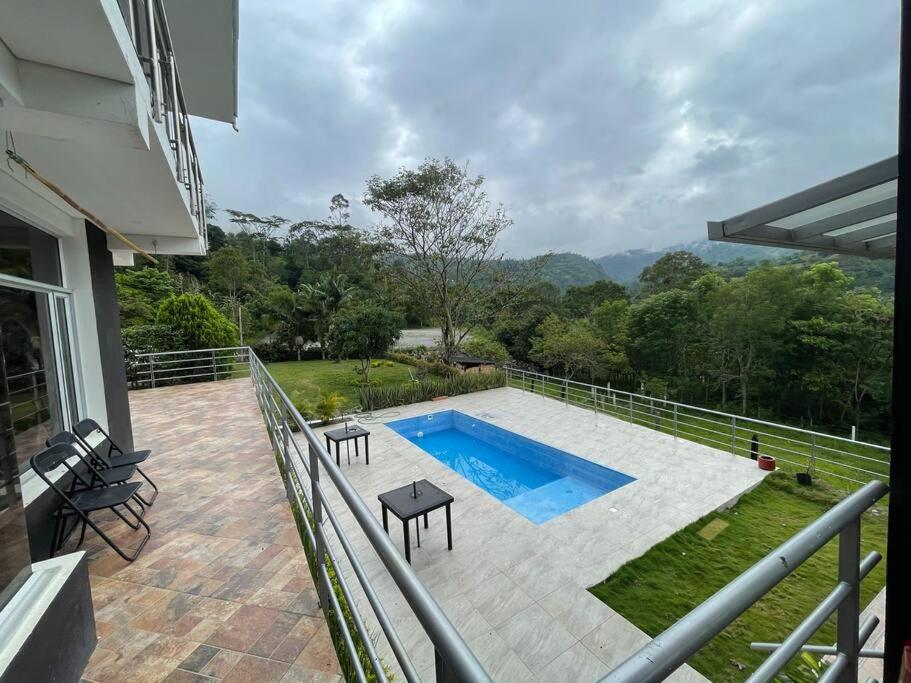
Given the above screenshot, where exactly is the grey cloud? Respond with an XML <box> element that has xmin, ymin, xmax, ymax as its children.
<box><xmin>192</xmin><ymin>0</ymin><xmax>899</xmax><ymax>256</ymax></box>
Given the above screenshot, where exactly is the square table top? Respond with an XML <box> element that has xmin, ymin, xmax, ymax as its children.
<box><xmin>324</xmin><ymin>424</ymin><xmax>370</xmax><ymax>441</ymax></box>
<box><xmin>378</xmin><ymin>479</ymin><xmax>453</xmax><ymax>519</ymax></box>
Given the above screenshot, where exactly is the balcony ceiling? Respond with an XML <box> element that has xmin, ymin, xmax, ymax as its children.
<box><xmin>162</xmin><ymin>0</ymin><xmax>239</xmax><ymax>125</ymax></box>
<box><xmin>708</xmin><ymin>156</ymin><xmax>898</xmax><ymax>259</ymax></box>
<box><xmin>0</xmin><ymin>0</ymin><xmax>133</xmax><ymax>82</ymax></box>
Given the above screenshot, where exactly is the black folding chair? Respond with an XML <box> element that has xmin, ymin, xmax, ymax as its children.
<box><xmin>46</xmin><ymin>431</ymin><xmax>150</xmax><ymax>512</ymax></box>
<box><xmin>72</xmin><ymin>418</ymin><xmax>158</xmax><ymax>505</ymax></box>
<box><xmin>31</xmin><ymin>443</ymin><xmax>151</xmax><ymax>562</ymax></box>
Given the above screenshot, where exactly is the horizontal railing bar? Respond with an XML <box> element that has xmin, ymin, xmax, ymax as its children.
<box><xmin>249</xmin><ymin>352</ymin><xmax>491</xmax><ymax>682</ymax></box>
<box><xmin>313</xmin><ymin>477</ymin><xmax>420</xmax><ymax>682</ymax></box>
<box><xmin>134</xmin><ymin>346</ymin><xmax>249</xmax><ymax>357</ymax></box>
<box><xmin>132</xmin><ymin>354</ymin><xmax>249</xmax><ymax>367</ymax></box>
<box><xmin>858</xmin><ymin>614</ymin><xmax>880</xmax><ymax>650</ymax></box>
<box><xmin>750</xmin><ymin>643</ymin><xmax>883</xmax><ymax>658</ymax></box>
<box><xmin>817</xmin><ymin>652</ymin><xmax>848</xmax><ymax>683</ymax></box>
<box><xmin>318</xmin><ymin>563</ymin><xmax>369</xmax><ymax>683</ymax></box>
<box><xmin>599</xmin><ymin>479</ymin><xmax>888</xmax><ymax>683</ymax></box>
<box><xmin>859</xmin><ymin>551</ymin><xmax>882</xmax><ymax>581</ymax></box>
<box><xmin>747</xmin><ymin>581</ymin><xmax>851</xmax><ymax>682</ymax></box>
<box><xmin>508</xmin><ymin>368</ymin><xmax>890</xmax><ymax>451</ymax></box>
<box><xmin>312</xmin><ymin>511</ymin><xmax>389</xmax><ymax>683</ymax></box>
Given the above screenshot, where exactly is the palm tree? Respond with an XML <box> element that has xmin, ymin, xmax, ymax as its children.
<box><xmin>298</xmin><ymin>274</ymin><xmax>356</xmax><ymax>359</ymax></box>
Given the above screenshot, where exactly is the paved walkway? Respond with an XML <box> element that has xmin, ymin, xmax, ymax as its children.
<box><xmin>75</xmin><ymin>380</ymin><xmax>340</xmax><ymax>683</ymax></box>
<box><xmin>313</xmin><ymin>387</ymin><xmax>767</xmax><ymax>682</ymax></box>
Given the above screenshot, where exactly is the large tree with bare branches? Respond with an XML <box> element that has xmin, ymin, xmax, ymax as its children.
<box><xmin>364</xmin><ymin>158</ymin><xmax>538</xmax><ymax>362</ymax></box>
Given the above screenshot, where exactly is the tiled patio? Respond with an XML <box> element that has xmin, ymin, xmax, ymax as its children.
<box><xmin>311</xmin><ymin>387</ymin><xmax>768</xmax><ymax>682</ymax></box>
<box><xmin>71</xmin><ymin>380</ymin><xmax>341</xmax><ymax>683</ymax></box>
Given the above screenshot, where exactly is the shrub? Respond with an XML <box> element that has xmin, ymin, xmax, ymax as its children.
<box><xmin>157</xmin><ymin>293</ymin><xmax>239</xmax><ymax>349</ymax></box>
<box><xmin>357</xmin><ymin>371</ymin><xmax>507</xmax><ymax>410</ymax></box>
<box><xmin>315</xmin><ymin>392</ymin><xmax>344</xmax><ymax>423</ymax></box>
<box><xmin>460</xmin><ymin>335</ymin><xmax>510</xmax><ymax>365</ymax></box>
<box><xmin>384</xmin><ymin>351</ymin><xmax>458</xmax><ymax>378</ymax></box>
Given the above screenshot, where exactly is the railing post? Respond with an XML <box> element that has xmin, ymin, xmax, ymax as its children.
<box><xmin>149</xmin><ymin>355</ymin><xmax>156</xmax><ymax>388</ymax></box>
<box><xmin>144</xmin><ymin>0</ymin><xmax>162</xmax><ymax>121</ymax></box>
<box><xmin>629</xmin><ymin>395</ymin><xmax>633</xmax><ymax>423</ymax></box>
<box><xmin>591</xmin><ymin>385</ymin><xmax>597</xmax><ymax>412</ymax></box>
<box><xmin>309</xmin><ymin>443</ymin><xmax>329</xmax><ymax>610</ymax></box>
<box><xmin>835</xmin><ymin>517</ymin><xmax>861</xmax><ymax>683</ymax></box>
<box><xmin>731</xmin><ymin>416</ymin><xmax>737</xmax><ymax>454</ymax></box>
<box><xmin>810</xmin><ymin>434</ymin><xmax>817</xmax><ymax>476</ymax></box>
<box><xmin>280</xmin><ymin>403</ymin><xmax>293</xmax><ymax>501</ymax></box>
<box><xmin>673</xmin><ymin>404</ymin><xmax>678</xmax><ymax>438</ymax></box>
<box><xmin>211</xmin><ymin>349</ymin><xmax>217</xmax><ymax>381</ymax></box>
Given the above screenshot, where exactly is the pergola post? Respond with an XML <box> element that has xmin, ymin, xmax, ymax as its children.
<box><xmin>885</xmin><ymin>0</ymin><xmax>911</xmax><ymax>679</ymax></box>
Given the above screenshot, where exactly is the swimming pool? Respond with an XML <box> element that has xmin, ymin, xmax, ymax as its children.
<box><xmin>386</xmin><ymin>410</ymin><xmax>635</xmax><ymax>523</ymax></box>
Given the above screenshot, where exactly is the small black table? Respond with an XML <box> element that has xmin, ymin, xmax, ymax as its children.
<box><xmin>378</xmin><ymin>479</ymin><xmax>453</xmax><ymax>564</ymax></box>
<box><xmin>324</xmin><ymin>425</ymin><xmax>370</xmax><ymax>467</ymax></box>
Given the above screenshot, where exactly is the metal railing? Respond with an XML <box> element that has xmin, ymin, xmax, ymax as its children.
<box><xmin>116</xmin><ymin>0</ymin><xmax>208</xmax><ymax>241</ymax></box>
<box><xmin>127</xmin><ymin>347</ymin><xmax>889</xmax><ymax>681</ymax></box>
<box><xmin>602</xmin><ymin>479</ymin><xmax>888</xmax><ymax>683</ymax></box>
<box><xmin>247</xmin><ymin>349</ymin><xmax>491</xmax><ymax>683</ymax></box>
<box><xmin>128</xmin><ymin>347</ymin><xmax>250</xmax><ymax>388</ymax></box>
<box><xmin>505</xmin><ymin>367</ymin><xmax>891</xmax><ymax>488</ymax></box>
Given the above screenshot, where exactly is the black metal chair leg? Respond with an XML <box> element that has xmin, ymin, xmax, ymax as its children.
<box><xmin>135</xmin><ymin>466</ymin><xmax>158</xmax><ymax>505</ymax></box>
<box><xmin>76</xmin><ymin>518</ymin><xmax>88</xmax><ymax>548</ymax></box>
<box><xmin>112</xmin><ymin>506</ymin><xmax>141</xmax><ymax>531</ymax></box>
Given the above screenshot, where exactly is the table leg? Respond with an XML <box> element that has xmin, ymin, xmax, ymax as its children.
<box><xmin>416</xmin><ymin>517</ymin><xmax>421</xmax><ymax>547</ymax></box>
<box><xmin>445</xmin><ymin>503</ymin><xmax>452</xmax><ymax>550</ymax></box>
<box><xmin>355</xmin><ymin>438</ymin><xmax>359</xmax><ymax>460</ymax></box>
<box><xmin>365</xmin><ymin>436</ymin><xmax>369</xmax><ymax>465</ymax></box>
<box><xmin>403</xmin><ymin>521</ymin><xmax>411</xmax><ymax>564</ymax></box>
<box><xmin>335</xmin><ymin>442</ymin><xmax>340</xmax><ymax>467</ymax></box>
<box><xmin>424</xmin><ymin>512</ymin><xmax>429</xmax><ymax>529</ymax></box>
<box><xmin>345</xmin><ymin>440</ymin><xmax>351</xmax><ymax>466</ymax></box>
<box><xmin>382</xmin><ymin>504</ymin><xmax>388</xmax><ymax>532</ymax></box>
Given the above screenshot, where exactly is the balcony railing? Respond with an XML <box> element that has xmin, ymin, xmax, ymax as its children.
<box><xmin>116</xmin><ymin>0</ymin><xmax>208</xmax><ymax>242</ymax></box>
<box><xmin>505</xmin><ymin>367</ymin><xmax>891</xmax><ymax>488</ymax></box>
<box><xmin>127</xmin><ymin>347</ymin><xmax>888</xmax><ymax>681</ymax></box>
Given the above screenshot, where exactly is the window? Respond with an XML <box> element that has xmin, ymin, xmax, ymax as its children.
<box><xmin>0</xmin><ymin>217</ymin><xmax>81</xmax><ymax>476</ymax></box>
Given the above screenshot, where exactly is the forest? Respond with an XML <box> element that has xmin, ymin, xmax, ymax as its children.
<box><xmin>117</xmin><ymin>160</ymin><xmax>894</xmax><ymax>443</ymax></box>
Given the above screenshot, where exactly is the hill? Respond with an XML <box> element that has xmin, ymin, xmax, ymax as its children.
<box><xmin>596</xmin><ymin>240</ymin><xmax>790</xmax><ymax>283</ymax></box>
<box><xmin>502</xmin><ymin>252</ymin><xmax>607</xmax><ymax>291</ymax></box>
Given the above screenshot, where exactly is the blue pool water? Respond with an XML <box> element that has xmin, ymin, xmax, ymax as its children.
<box><xmin>387</xmin><ymin>410</ymin><xmax>635</xmax><ymax>523</ymax></box>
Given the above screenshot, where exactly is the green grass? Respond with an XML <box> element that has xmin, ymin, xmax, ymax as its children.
<box><xmin>266</xmin><ymin>359</ymin><xmax>417</xmax><ymax>413</ymax></box>
<box><xmin>508</xmin><ymin>376</ymin><xmax>891</xmax><ymax>490</ymax></box>
<box><xmin>589</xmin><ymin>474</ymin><xmax>888</xmax><ymax>682</ymax></box>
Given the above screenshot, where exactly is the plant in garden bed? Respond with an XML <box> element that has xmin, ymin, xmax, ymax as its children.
<box><xmin>358</xmin><ymin>370</ymin><xmax>507</xmax><ymax>410</ymax></box>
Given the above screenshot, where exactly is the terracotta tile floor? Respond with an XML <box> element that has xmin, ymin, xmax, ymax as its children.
<box><xmin>74</xmin><ymin>379</ymin><xmax>341</xmax><ymax>683</ymax></box>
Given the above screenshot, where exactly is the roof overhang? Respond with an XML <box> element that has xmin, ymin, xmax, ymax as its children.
<box><xmin>161</xmin><ymin>0</ymin><xmax>239</xmax><ymax>125</ymax></box>
<box><xmin>708</xmin><ymin>156</ymin><xmax>898</xmax><ymax>259</ymax></box>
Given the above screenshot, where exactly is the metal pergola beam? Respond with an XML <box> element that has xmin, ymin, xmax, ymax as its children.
<box><xmin>718</xmin><ymin>156</ymin><xmax>898</xmax><ymax>237</ymax></box>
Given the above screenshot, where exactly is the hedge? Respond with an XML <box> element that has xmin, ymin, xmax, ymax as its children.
<box><xmin>357</xmin><ymin>370</ymin><xmax>507</xmax><ymax>410</ymax></box>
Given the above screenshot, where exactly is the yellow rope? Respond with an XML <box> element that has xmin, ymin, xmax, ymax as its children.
<box><xmin>5</xmin><ymin>150</ymin><xmax>159</xmax><ymax>265</ymax></box>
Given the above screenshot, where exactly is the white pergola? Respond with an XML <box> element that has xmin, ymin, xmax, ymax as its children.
<box><xmin>707</xmin><ymin>156</ymin><xmax>898</xmax><ymax>259</ymax></box>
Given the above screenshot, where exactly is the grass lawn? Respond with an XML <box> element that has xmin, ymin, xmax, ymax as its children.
<box><xmin>266</xmin><ymin>359</ymin><xmax>416</xmax><ymax>413</ymax></box>
<box><xmin>589</xmin><ymin>474</ymin><xmax>887</xmax><ymax>682</ymax></box>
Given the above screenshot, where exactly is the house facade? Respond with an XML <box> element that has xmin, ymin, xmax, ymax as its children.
<box><xmin>0</xmin><ymin>1</ymin><xmax>238</xmax><ymax>678</ymax></box>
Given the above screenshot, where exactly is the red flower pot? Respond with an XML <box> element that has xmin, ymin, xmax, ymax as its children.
<box><xmin>758</xmin><ymin>455</ymin><xmax>776</xmax><ymax>471</ymax></box>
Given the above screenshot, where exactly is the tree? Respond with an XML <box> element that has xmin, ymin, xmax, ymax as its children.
<box><xmin>460</xmin><ymin>334</ymin><xmax>509</xmax><ymax>365</ymax></box>
<box><xmin>364</xmin><ymin>158</ymin><xmax>535</xmax><ymax>363</ymax></box>
<box><xmin>115</xmin><ymin>267</ymin><xmax>176</xmax><ymax>326</ymax></box>
<box><xmin>563</xmin><ymin>280</ymin><xmax>628</xmax><ymax>318</ymax></box>
<box><xmin>299</xmin><ymin>273</ymin><xmax>356</xmax><ymax>359</ymax></box>
<box><xmin>629</xmin><ymin>290</ymin><xmax>699</xmax><ymax>389</ymax></box>
<box><xmin>592</xmin><ymin>298</ymin><xmax>632</xmax><ymax>375</ymax></box>
<box><xmin>638</xmin><ymin>251</ymin><xmax>710</xmax><ymax>295</ymax></box>
<box><xmin>530</xmin><ymin>315</ymin><xmax>604</xmax><ymax>382</ymax></box>
<box><xmin>207</xmin><ymin>247</ymin><xmax>250</xmax><ymax>301</ymax></box>
<box><xmin>156</xmin><ymin>293</ymin><xmax>238</xmax><ymax>349</ymax></box>
<box><xmin>327</xmin><ymin>303</ymin><xmax>403</xmax><ymax>383</ymax></box>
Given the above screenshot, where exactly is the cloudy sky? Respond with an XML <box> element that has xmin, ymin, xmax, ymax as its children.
<box><xmin>193</xmin><ymin>0</ymin><xmax>899</xmax><ymax>258</ymax></box>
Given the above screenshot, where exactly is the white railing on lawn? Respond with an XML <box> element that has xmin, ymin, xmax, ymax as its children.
<box><xmin>505</xmin><ymin>367</ymin><xmax>890</xmax><ymax>488</ymax></box>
